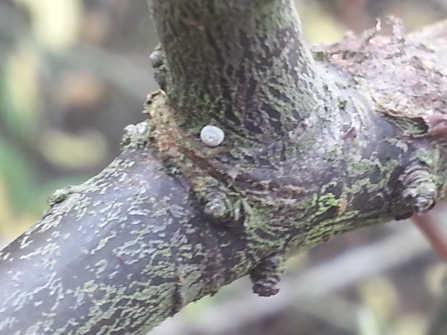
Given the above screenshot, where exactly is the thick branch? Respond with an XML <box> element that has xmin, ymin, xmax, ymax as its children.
<box><xmin>0</xmin><ymin>129</ymin><xmax>256</xmax><ymax>334</ymax></box>
<box><xmin>2</xmin><ymin>1</ymin><xmax>447</xmax><ymax>335</ymax></box>
<box><xmin>150</xmin><ymin>0</ymin><xmax>335</xmax><ymax>144</ymax></box>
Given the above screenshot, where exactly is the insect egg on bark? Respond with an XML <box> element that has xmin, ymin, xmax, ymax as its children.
<box><xmin>200</xmin><ymin>125</ymin><xmax>224</xmax><ymax>146</ymax></box>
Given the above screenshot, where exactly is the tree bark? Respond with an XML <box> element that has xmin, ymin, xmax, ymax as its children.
<box><xmin>1</xmin><ymin>1</ymin><xmax>447</xmax><ymax>334</ymax></box>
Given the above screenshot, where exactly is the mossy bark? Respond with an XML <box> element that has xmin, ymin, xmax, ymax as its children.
<box><xmin>1</xmin><ymin>1</ymin><xmax>447</xmax><ymax>334</ymax></box>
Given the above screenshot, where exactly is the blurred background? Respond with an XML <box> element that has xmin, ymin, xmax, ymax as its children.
<box><xmin>0</xmin><ymin>0</ymin><xmax>447</xmax><ymax>334</ymax></box>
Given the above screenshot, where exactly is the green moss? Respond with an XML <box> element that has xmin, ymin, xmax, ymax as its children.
<box><xmin>314</xmin><ymin>193</ymin><xmax>339</xmax><ymax>216</ymax></box>
<box><xmin>312</xmin><ymin>51</ymin><xmax>328</xmax><ymax>61</ymax></box>
<box><xmin>351</xmin><ymin>159</ymin><xmax>375</xmax><ymax>175</ymax></box>
<box><xmin>414</xmin><ymin>150</ymin><xmax>439</xmax><ymax>169</ymax></box>
<box><xmin>337</xmin><ymin>98</ymin><xmax>347</xmax><ymax>109</ymax></box>
<box><xmin>327</xmin><ymin>147</ymin><xmax>341</xmax><ymax>161</ymax></box>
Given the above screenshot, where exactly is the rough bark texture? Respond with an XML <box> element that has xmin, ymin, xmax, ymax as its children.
<box><xmin>1</xmin><ymin>0</ymin><xmax>447</xmax><ymax>334</ymax></box>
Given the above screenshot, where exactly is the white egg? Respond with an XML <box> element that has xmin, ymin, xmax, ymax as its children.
<box><xmin>200</xmin><ymin>125</ymin><xmax>225</xmax><ymax>147</ymax></box>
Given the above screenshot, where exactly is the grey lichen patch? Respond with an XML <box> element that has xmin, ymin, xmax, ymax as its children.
<box><xmin>18</xmin><ymin>234</ymin><xmax>33</xmax><ymax>250</ymax></box>
<box><xmin>337</xmin><ymin>98</ymin><xmax>347</xmax><ymax>109</ymax></box>
<box><xmin>120</xmin><ymin>122</ymin><xmax>150</xmax><ymax>151</ymax></box>
<box><xmin>47</xmin><ymin>188</ymin><xmax>72</xmax><ymax>207</ymax></box>
<box><xmin>93</xmin><ymin>259</ymin><xmax>108</xmax><ymax>274</ymax></box>
<box><xmin>18</xmin><ymin>242</ymin><xmax>60</xmax><ymax>262</ymax></box>
<box><xmin>47</xmin><ymin>184</ymin><xmax>90</xmax><ymax>207</ymax></box>
<box><xmin>90</xmin><ymin>232</ymin><xmax>117</xmax><ymax>254</ymax></box>
<box><xmin>74</xmin><ymin>196</ymin><xmax>91</xmax><ymax>220</ymax></box>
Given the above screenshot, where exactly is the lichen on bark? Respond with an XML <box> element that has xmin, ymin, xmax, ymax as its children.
<box><xmin>148</xmin><ymin>0</ymin><xmax>447</xmax><ymax>283</ymax></box>
<box><xmin>1</xmin><ymin>1</ymin><xmax>447</xmax><ymax>334</ymax></box>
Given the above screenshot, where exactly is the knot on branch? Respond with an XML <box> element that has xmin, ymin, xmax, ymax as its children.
<box><xmin>250</xmin><ymin>255</ymin><xmax>283</xmax><ymax>297</ymax></box>
<box><xmin>150</xmin><ymin>44</ymin><xmax>169</xmax><ymax>91</ymax></box>
<box><xmin>394</xmin><ymin>164</ymin><xmax>437</xmax><ymax>220</ymax></box>
<box><xmin>47</xmin><ymin>184</ymin><xmax>87</xmax><ymax>207</ymax></box>
<box><xmin>197</xmin><ymin>179</ymin><xmax>246</xmax><ymax>232</ymax></box>
<box><xmin>120</xmin><ymin>122</ymin><xmax>150</xmax><ymax>151</ymax></box>
<box><xmin>47</xmin><ymin>187</ymin><xmax>73</xmax><ymax>206</ymax></box>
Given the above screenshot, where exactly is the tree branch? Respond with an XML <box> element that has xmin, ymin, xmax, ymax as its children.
<box><xmin>0</xmin><ymin>125</ymin><xmax>256</xmax><ymax>334</ymax></box>
<box><xmin>150</xmin><ymin>0</ymin><xmax>333</xmax><ymax>143</ymax></box>
<box><xmin>1</xmin><ymin>1</ymin><xmax>447</xmax><ymax>334</ymax></box>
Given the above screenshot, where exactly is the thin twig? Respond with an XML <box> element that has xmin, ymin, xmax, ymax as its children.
<box><xmin>412</xmin><ymin>211</ymin><xmax>447</xmax><ymax>261</ymax></box>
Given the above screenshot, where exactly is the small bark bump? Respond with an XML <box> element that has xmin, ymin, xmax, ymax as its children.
<box><xmin>250</xmin><ymin>255</ymin><xmax>283</xmax><ymax>297</ymax></box>
<box><xmin>398</xmin><ymin>164</ymin><xmax>437</xmax><ymax>216</ymax></box>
